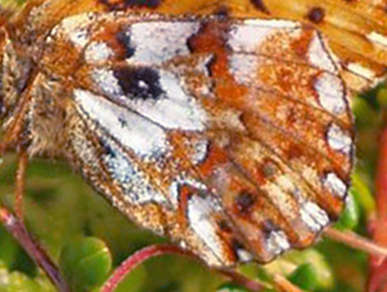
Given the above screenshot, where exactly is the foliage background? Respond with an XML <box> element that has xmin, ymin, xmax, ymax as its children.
<box><xmin>0</xmin><ymin>0</ymin><xmax>386</xmax><ymax>291</ymax></box>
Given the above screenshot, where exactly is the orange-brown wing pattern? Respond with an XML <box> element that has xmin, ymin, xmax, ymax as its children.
<box><xmin>10</xmin><ymin>0</ymin><xmax>387</xmax><ymax>92</ymax></box>
<box><xmin>17</xmin><ymin>10</ymin><xmax>353</xmax><ymax>267</ymax></box>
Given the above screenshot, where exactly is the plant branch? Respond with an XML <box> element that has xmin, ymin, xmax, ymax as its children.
<box><xmin>0</xmin><ymin>205</ymin><xmax>71</xmax><ymax>292</ymax></box>
<box><xmin>218</xmin><ymin>269</ymin><xmax>265</xmax><ymax>291</ymax></box>
<box><xmin>15</xmin><ymin>151</ymin><xmax>27</xmax><ymax>221</ymax></box>
<box><xmin>101</xmin><ymin>244</ymin><xmax>265</xmax><ymax>292</ymax></box>
<box><xmin>368</xmin><ymin>124</ymin><xmax>387</xmax><ymax>292</ymax></box>
<box><xmin>273</xmin><ymin>274</ymin><xmax>304</xmax><ymax>292</ymax></box>
<box><xmin>324</xmin><ymin>227</ymin><xmax>387</xmax><ymax>258</ymax></box>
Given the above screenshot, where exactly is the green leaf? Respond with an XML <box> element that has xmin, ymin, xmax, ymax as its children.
<box><xmin>288</xmin><ymin>263</ymin><xmax>317</xmax><ymax>290</ymax></box>
<box><xmin>334</xmin><ymin>191</ymin><xmax>360</xmax><ymax>230</ymax></box>
<box><xmin>282</xmin><ymin>248</ymin><xmax>334</xmax><ymax>290</ymax></box>
<box><xmin>59</xmin><ymin>237</ymin><xmax>112</xmax><ymax>292</ymax></box>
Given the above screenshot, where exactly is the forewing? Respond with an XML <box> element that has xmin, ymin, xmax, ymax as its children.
<box><xmin>40</xmin><ymin>13</ymin><xmax>354</xmax><ymax>266</ymax></box>
<box><xmin>21</xmin><ymin>0</ymin><xmax>387</xmax><ymax>92</ymax></box>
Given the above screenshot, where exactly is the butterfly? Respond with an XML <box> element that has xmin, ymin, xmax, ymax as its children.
<box><xmin>0</xmin><ymin>0</ymin><xmax>385</xmax><ymax>267</ymax></box>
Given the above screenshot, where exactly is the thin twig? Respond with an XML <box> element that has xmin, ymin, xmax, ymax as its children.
<box><xmin>219</xmin><ymin>269</ymin><xmax>264</xmax><ymax>291</ymax></box>
<box><xmin>273</xmin><ymin>274</ymin><xmax>305</xmax><ymax>292</ymax></box>
<box><xmin>101</xmin><ymin>245</ymin><xmax>188</xmax><ymax>292</ymax></box>
<box><xmin>15</xmin><ymin>151</ymin><xmax>28</xmax><ymax>222</ymax></box>
<box><xmin>324</xmin><ymin>227</ymin><xmax>387</xmax><ymax>258</ymax></box>
<box><xmin>0</xmin><ymin>206</ymin><xmax>71</xmax><ymax>292</ymax></box>
<box><xmin>101</xmin><ymin>244</ymin><xmax>265</xmax><ymax>292</ymax></box>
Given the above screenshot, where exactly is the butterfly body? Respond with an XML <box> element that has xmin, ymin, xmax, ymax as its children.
<box><xmin>1</xmin><ymin>0</ymin><xmax>382</xmax><ymax>267</ymax></box>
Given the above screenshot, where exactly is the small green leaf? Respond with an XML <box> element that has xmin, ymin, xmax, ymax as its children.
<box><xmin>334</xmin><ymin>191</ymin><xmax>360</xmax><ymax>230</ymax></box>
<box><xmin>59</xmin><ymin>237</ymin><xmax>112</xmax><ymax>292</ymax></box>
<box><xmin>288</xmin><ymin>263</ymin><xmax>317</xmax><ymax>290</ymax></box>
<box><xmin>283</xmin><ymin>248</ymin><xmax>334</xmax><ymax>290</ymax></box>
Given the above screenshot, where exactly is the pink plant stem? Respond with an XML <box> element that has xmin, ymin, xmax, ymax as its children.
<box><xmin>101</xmin><ymin>245</ymin><xmax>189</xmax><ymax>292</ymax></box>
<box><xmin>14</xmin><ymin>151</ymin><xmax>27</xmax><ymax>222</ymax></box>
<box><xmin>0</xmin><ymin>206</ymin><xmax>71</xmax><ymax>292</ymax></box>
<box><xmin>219</xmin><ymin>268</ymin><xmax>264</xmax><ymax>291</ymax></box>
<box><xmin>101</xmin><ymin>244</ymin><xmax>264</xmax><ymax>292</ymax></box>
<box><xmin>368</xmin><ymin>125</ymin><xmax>387</xmax><ymax>292</ymax></box>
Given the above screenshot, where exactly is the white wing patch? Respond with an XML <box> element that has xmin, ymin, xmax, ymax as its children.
<box><xmin>307</xmin><ymin>32</ymin><xmax>337</xmax><ymax>73</ymax></box>
<box><xmin>85</xmin><ymin>41</ymin><xmax>114</xmax><ymax>63</ymax></box>
<box><xmin>92</xmin><ymin>68</ymin><xmax>207</xmax><ymax>131</ymax></box>
<box><xmin>314</xmin><ymin>72</ymin><xmax>346</xmax><ymax>114</ymax></box>
<box><xmin>188</xmin><ymin>196</ymin><xmax>225</xmax><ymax>265</ymax></box>
<box><xmin>300</xmin><ymin>201</ymin><xmax>330</xmax><ymax>232</ymax></box>
<box><xmin>327</xmin><ymin>123</ymin><xmax>352</xmax><ymax>155</ymax></box>
<box><xmin>229</xmin><ymin>54</ymin><xmax>259</xmax><ymax>85</ymax></box>
<box><xmin>367</xmin><ymin>31</ymin><xmax>387</xmax><ymax>47</ymax></box>
<box><xmin>122</xmin><ymin>69</ymin><xmax>207</xmax><ymax>131</ymax></box>
<box><xmin>266</xmin><ymin>230</ymin><xmax>291</xmax><ymax>256</ymax></box>
<box><xmin>57</xmin><ymin>13</ymin><xmax>97</xmax><ymax>47</ymax></box>
<box><xmin>74</xmin><ymin>89</ymin><xmax>168</xmax><ymax>159</ymax></box>
<box><xmin>126</xmin><ymin>21</ymin><xmax>200</xmax><ymax>65</ymax></box>
<box><xmin>229</xmin><ymin>20</ymin><xmax>299</xmax><ymax>53</ymax></box>
<box><xmin>101</xmin><ymin>138</ymin><xmax>167</xmax><ymax>204</ymax></box>
<box><xmin>92</xmin><ymin>69</ymin><xmax>124</xmax><ymax>97</ymax></box>
<box><xmin>323</xmin><ymin>172</ymin><xmax>347</xmax><ymax>199</ymax></box>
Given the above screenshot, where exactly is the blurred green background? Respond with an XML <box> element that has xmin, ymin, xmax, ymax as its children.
<box><xmin>0</xmin><ymin>0</ymin><xmax>386</xmax><ymax>290</ymax></box>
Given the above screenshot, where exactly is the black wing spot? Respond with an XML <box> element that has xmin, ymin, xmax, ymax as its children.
<box><xmin>113</xmin><ymin>67</ymin><xmax>164</xmax><ymax>100</ymax></box>
<box><xmin>261</xmin><ymin>219</ymin><xmax>278</xmax><ymax>233</ymax></box>
<box><xmin>100</xmin><ymin>138</ymin><xmax>116</xmax><ymax>157</ymax></box>
<box><xmin>213</xmin><ymin>6</ymin><xmax>231</xmax><ymax>19</ymax></box>
<box><xmin>98</xmin><ymin>0</ymin><xmax>161</xmax><ymax>10</ymax></box>
<box><xmin>116</xmin><ymin>30</ymin><xmax>135</xmax><ymax>58</ymax></box>
<box><xmin>235</xmin><ymin>191</ymin><xmax>255</xmax><ymax>215</ymax></box>
<box><xmin>218</xmin><ymin>219</ymin><xmax>233</xmax><ymax>233</ymax></box>
<box><xmin>250</xmin><ymin>0</ymin><xmax>271</xmax><ymax>14</ymax></box>
<box><xmin>123</xmin><ymin>0</ymin><xmax>161</xmax><ymax>8</ymax></box>
<box><xmin>307</xmin><ymin>7</ymin><xmax>325</xmax><ymax>24</ymax></box>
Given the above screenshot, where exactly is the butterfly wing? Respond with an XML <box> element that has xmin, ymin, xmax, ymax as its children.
<box><xmin>34</xmin><ymin>12</ymin><xmax>354</xmax><ymax>266</ymax></box>
<box><xmin>17</xmin><ymin>0</ymin><xmax>387</xmax><ymax>93</ymax></box>
<box><xmin>232</xmin><ymin>0</ymin><xmax>387</xmax><ymax>91</ymax></box>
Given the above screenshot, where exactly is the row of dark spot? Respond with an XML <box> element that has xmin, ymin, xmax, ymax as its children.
<box><xmin>98</xmin><ymin>0</ymin><xmax>384</xmax><ymax>26</ymax></box>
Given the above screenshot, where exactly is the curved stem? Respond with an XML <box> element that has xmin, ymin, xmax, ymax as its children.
<box><xmin>101</xmin><ymin>245</ymin><xmax>188</xmax><ymax>292</ymax></box>
<box><xmin>101</xmin><ymin>244</ymin><xmax>265</xmax><ymax>292</ymax></box>
<box><xmin>0</xmin><ymin>206</ymin><xmax>71</xmax><ymax>292</ymax></box>
<box><xmin>219</xmin><ymin>269</ymin><xmax>264</xmax><ymax>291</ymax></box>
